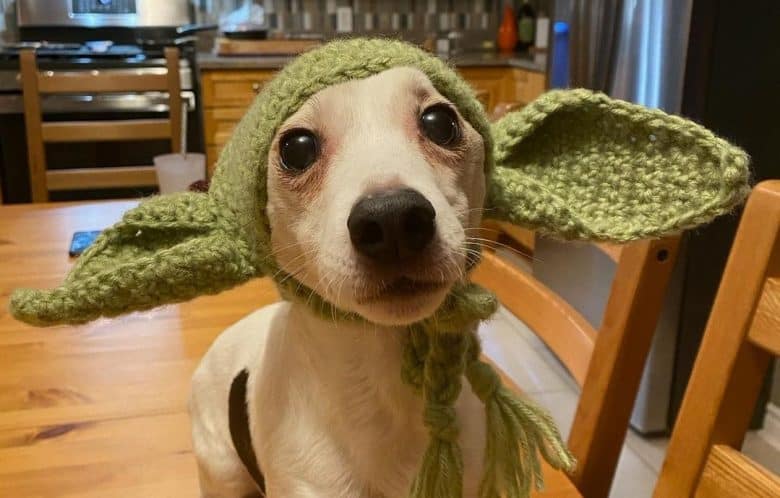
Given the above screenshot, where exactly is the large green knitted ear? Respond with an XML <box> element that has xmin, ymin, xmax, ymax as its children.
<box><xmin>10</xmin><ymin>193</ymin><xmax>258</xmax><ymax>326</ymax></box>
<box><xmin>488</xmin><ymin>89</ymin><xmax>750</xmax><ymax>242</ymax></box>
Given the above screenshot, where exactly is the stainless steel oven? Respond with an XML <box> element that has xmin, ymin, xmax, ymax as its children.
<box><xmin>17</xmin><ymin>0</ymin><xmax>190</xmax><ymax>29</ymax></box>
<box><xmin>0</xmin><ymin>0</ymin><xmax>205</xmax><ymax>203</ymax></box>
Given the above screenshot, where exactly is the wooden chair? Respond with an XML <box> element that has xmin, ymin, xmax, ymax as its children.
<box><xmin>491</xmin><ymin>101</ymin><xmax>527</xmax><ymax>121</ymax></box>
<box><xmin>473</xmin><ymin>226</ymin><xmax>681</xmax><ymax>497</ymax></box>
<box><xmin>20</xmin><ymin>47</ymin><xmax>182</xmax><ymax>202</ymax></box>
<box><xmin>653</xmin><ymin>180</ymin><xmax>780</xmax><ymax>497</ymax></box>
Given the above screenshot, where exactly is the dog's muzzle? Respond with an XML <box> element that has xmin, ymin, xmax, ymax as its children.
<box><xmin>347</xmin><ymin>188</ymin><xmax>436</xmax><ymax>264</ymax></box>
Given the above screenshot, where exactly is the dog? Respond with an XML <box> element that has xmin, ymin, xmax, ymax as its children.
<box><xmin>189</xmin><ymin>66</ymin><xmax>491</xmax><ymax>498</ymax></box>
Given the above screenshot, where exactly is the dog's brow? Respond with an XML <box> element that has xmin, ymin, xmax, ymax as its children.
<box><xmin>277</xmin><ymin>105</ymin><xmax>320</xmax><ymax>135</ymax></box>
<box><xmin>308</xmin><ymin>95</ymin><xmax>323</xmax><ymax>115</ymax></box>
<box><xmin>411</xmin><ymin>81</ymin><xmax>432</xmax><ymax>102</ymax></box>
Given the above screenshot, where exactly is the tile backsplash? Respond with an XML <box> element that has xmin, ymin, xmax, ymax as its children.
<box><xmin>0</xmin><ymin>0</ymin><xmax>551</xmax><ymax>51</ymax></box>
<box><xmin>0</xmin><ymin>0</ymin><xmax>17</xmax><ymax>42</ymax></box>
<box><xmin>196</xmin><ymin>1</ymin><xmax>551</xmax><ymax>51</ymax></box>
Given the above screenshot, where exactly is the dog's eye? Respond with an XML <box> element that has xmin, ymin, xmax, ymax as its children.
<box><xmin>280</xmin><ymin>129</ymin><xmax>319</xmax><ymax>172</ymax></box>
<box><xmin>420</xmin><ymin>104</ymin><xmax>460</xmax><ymax>146</ymax></box>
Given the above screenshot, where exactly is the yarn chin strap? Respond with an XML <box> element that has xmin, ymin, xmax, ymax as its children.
<box><xmin>278</xmin><ymin>272</ymin><xmax>576</xmax><ymax>498</ymax></box>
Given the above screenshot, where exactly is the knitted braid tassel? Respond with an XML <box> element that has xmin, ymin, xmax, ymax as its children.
<box><xmin>408</xmin><ymin>326</ymin><xmax>468</xmax><ymax>498</ymax></box>
<box><xmin>402</xmin><ymin>283</ymin><xmax>575</xmax><ymax>498</ymax></box>
<box><xmin>465</xmin><ymin>335</ymin><xmax>576</xmax><ymax>498</ymax></box>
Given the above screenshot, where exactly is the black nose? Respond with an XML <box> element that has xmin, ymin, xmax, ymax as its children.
<box><xmin>347</xmin><ymin>188</ymin><xmax>436</xmax><ymax>263</ymax></box>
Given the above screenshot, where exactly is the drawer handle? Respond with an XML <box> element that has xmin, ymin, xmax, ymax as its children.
<box><xmin>252</xmin><ymin>82</ymin><xmax>262</xmax><ymax>93</ymax></box>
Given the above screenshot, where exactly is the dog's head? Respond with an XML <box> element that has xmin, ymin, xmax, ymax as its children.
<box><xmin>266</xmin><ymin>67</ymin><xmax>486</xmax><ymax>325</ymax></box>
<box><xmin>9</xmin><ymin>39</ymin><xmax>749</xmax><ymax>327</ymax></box>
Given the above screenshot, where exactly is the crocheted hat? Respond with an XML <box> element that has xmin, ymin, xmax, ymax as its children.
<box><xmin>10</xmin><ymin>38</ymin><xmax>749</xmax><ymax>498</ymax></box>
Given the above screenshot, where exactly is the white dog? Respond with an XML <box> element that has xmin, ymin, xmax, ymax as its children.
<box><xmin>189</xmin><ymin>67</ymin><xmax>490</xmax><ymax>498</ymax></box>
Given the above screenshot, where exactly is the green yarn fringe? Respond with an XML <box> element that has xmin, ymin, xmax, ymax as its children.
<box><xmin>409</xmin><ymin>329</ymin><xmax>468</xmax><ymax>498</ymax></box>
<box><xmin>398</xmin><ymin>292</ymin><xmax>575</xmax><ymax>498</ymax></box>
<box><xmin>410</xmin><ymin>437</ymin><xmax>465</xmax><ymax>498</ymax></box>
<box><xmin>466</xmin><ymin>349</ymin><xmax>576</xmax><ymax>497</ymax></box>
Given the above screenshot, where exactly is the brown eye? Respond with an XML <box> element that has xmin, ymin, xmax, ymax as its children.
<box><xmin>420</xmin><ymin>104</ymin><xmax>460</xmax><ymax>146</ymax></box>
<box><xmin>280</xmin><ymin>129</ymin><xmax>319</xmax><ymax>173</ymax></box>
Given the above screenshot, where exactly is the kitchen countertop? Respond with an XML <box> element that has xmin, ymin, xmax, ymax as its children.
<box><xmin>197</xmin><ymin>50</ymin><xmax>547</xmax><ymax>73</ymax></box>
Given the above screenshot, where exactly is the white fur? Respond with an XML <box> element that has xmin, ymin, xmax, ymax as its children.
<box><xmin>190</xmin><ymin>67</ymin><xmax>488</xmax><ymax>497</ymax></box>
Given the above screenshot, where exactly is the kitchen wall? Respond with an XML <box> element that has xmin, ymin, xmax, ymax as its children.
<box><xmin>0</xmin><ymin>1</ymin><xmax>553</xmax><ymax>52</ymax></box>
<box><xmin>0</xmin><ymin>0</ymin><xmax>17</xmax><ymax>42</ymax></box>
<box><xmin>194</xmin><ymin>0</ymin><xmax>552</xmax><ymax>51</ymax></box>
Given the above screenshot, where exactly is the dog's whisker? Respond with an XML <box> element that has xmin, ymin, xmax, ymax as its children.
<box><xmin>270</xmin><ymin>248</ymin><xmax>319</xmax><ymax>282</ymax></box>
<box><xmin>275</xmin><ymin>260</ymin><xmax>314</xmax><ymax>286</ymax></box>
<box><xmin>465</xmin><ymin>236</ymin><xmax>542</xmax><ymax>263</ymax></box>
<box><xmin>269</xmin><ymin>240</ymin><xmax>307</xmax><ymax>258</ymax></box>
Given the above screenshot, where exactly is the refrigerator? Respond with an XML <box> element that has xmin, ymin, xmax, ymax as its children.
<box><xmin>540</xmin><ymin>0</ymin><xmax>779</xmax><ymax>434</ymax></box>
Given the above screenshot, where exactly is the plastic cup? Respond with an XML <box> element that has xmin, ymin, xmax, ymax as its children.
<box><xmin>153</xmin><ymin>153</ymin><xmax>206</xmax><ymax>194</ymax></box>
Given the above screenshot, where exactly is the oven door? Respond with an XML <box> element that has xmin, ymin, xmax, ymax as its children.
<box><xmin>0</xmin><ymin>91</ymin><xmax>202</xmax><ymax>203</ymax></box>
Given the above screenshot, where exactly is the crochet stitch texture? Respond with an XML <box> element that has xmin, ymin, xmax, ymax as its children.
<box><xmin>9</xmin><ymin>38</ymin><xmax>749</xmax><ymax>498</ymax></box>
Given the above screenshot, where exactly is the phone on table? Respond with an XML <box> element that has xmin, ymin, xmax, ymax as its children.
<box><xmin>69</xmin><ymin>231</ymin><xmax>102</xmax><ymax>257</ymax></box>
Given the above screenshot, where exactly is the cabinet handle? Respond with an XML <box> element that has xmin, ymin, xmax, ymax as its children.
<box><xmin>252</xmin><ymin>82</ymin><xmax>262</xmax><ymax>93</ymax></box>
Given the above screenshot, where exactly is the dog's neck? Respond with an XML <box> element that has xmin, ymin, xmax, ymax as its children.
<box><xmin>288</xmin><ymin>301</ymin><xmax>409</xmax><ymax>382</ymax></box>
<box><xmin>285</xmin><ymin>301</ymin><xmax>425</xmax><ymax>426</ymax></box>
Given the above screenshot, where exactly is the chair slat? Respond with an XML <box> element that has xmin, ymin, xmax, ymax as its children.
<box><xmin>748</xmin><ymin>277</ymin><xmax>780</xmax><ymax>356</ymax></box>
<box><xmin>472</xmin><ymin>250</ymin><xmax>596</xmax><ymax>386</ymax></box>
<box><xmin>654</xmin><ymin>181</ymin><xmax>780</xmax><ymax>498</ymax></box>
<box><xmin>569</xmin><ymin>236</ymin><xmax>680</xmax><ymax>498</ymax></box>
<box><xmin>695</xmin><ymin>445</ymin><xmax>780</xmax><ymax>498</ymax></box>
<box><xmin>46</xmin><ymin>166</ymin><xmax>158</xmax><ymax>191</ymax></box>
<box><xmin>37</xmin><ymin>72</ymin><xmax>169</xmax><ymax>94</ymax></box>
<box><xmin>19</xmin><ymin>48</ymin><xmax>181</xmax><ymax>200</ymax></box>
<box><xmin>165</xmin><ymin>47</ymin><xmax>183</xmax><ymax>154</ymax></box>
<box><xmin>19</xmin><ymin>50</ymin><xmax>48</xmax><ymax>202</ymax></box>
<box><xmin>42</xmin><ymin>120</ymin><xmax>171</xmax><ymax>143</ymax></box>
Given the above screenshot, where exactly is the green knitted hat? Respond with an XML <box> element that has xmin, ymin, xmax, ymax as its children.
<box><xmin>10</xmin><ymin>38</ymin><xmax>749</xmax><ymax>498</ymax></box>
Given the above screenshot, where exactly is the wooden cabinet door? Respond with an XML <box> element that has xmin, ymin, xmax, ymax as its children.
<box><xmin>204</xmin><ymin>107</ymin><xmax>245</xmax><ymax>147</ymax></box>
<box><xmin>458</xmin><ymin>67</ymin><xmax>546</xmax><ymax>115</ymax></box>
<box><xmin>201</xmin><ymin>69</ymin><xmax>277</xmax><ymax>174</ymax></box>
<box><xmin>510</xmin><ymin>69</ymin><xmax>546</xmax><ymax>107</ymax></box>
<box><xmin>458</xmin><ymin>67</ymin><xmax>513</xmax><ymax>112</ymax></box>
<box><xmin>201</xmin><ymin>70</ymin><xmax>276</xmax><ymax>108</ymax></box>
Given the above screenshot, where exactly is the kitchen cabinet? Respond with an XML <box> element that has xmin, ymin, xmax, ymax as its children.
<box><xmin>201</xmin><ymin>66</ymin><xmax>545</xmax><ymax>175</ymax></box>
<box><xmin>201</xmin><ymin>69</ymin><xmax>276</xmax><ymax>174</ymax></box>
<box><xmin>458</xmin><ymin>67</ymin><xmax>545</xmax><ymax>113</ymax></box>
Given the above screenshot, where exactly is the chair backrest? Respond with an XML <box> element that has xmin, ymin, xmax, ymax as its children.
<box><xmin>653</xmin><ymin>180</ymin><xmax>780</xmax><ymax>498</ymax></box>
<box><xmin>20</xmin><ymin>47</ymin><xmax>182</xmax><ymax>202</ymax></box>
<box><xmin>472</xmin><ymin>222</ymin><xmax>681</xmax><ymax>498</ymax></box>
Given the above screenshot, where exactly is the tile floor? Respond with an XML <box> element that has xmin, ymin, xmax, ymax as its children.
<box><xmin>479</xmin><ymin>305</ymin><xmax>780</xmax><ymax>497</ymax></box>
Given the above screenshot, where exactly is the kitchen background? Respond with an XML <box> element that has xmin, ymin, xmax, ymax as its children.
<box><xmin>0</xmin><ymin>0</ymin><xmax>777</xmax><ymax>456</ymax></box>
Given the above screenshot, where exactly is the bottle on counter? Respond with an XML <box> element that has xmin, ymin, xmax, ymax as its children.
<box><xmin>336</xmin><ymin>1</ymin><xmax>354</xmax><ymax>33</ymax></box>
<box><xmin>497</xmin><ymin>2</ymin><xmax>517</xmax><ymax>53</ymax></box>
<box><xmin>516</xmin><ymin>0</ymin><xmax>536</xmax><ymax>51</ymax></box>
<box><xmin>535</xmin><ymin>9</ymin><xmax>550</xmax><ymax>51</ymax></box>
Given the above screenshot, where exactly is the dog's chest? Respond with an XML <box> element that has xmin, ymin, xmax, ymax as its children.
<box><xmin>309</xmin><ymin>323</ymin><xmax>428</xmax><ymax>492</ymax></box>
<box><xmin>249</xmin><ymin>305</ymin><xmax>486</xmax><ymax>496</ymax></box>
<box><xmin>328</xmin><ymin>356</ymin><xmax>428</xmax><ymax>493</ymax></box>
<box><xmin>257</xmin><ymin>309</ymin><xmax>429</xmax><ymax>495</ymax></box>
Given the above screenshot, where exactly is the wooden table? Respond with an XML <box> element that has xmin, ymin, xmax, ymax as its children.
<box><xmin>0</xmin><ymin>201</ymin><xmax>578</xmax><ymax>497</ymax></box>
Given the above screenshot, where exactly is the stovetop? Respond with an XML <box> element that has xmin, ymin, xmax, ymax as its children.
<box><xmin>0</xmin><ymin>41</ymin><xmax>183</xmax><ymax>67</ymax></box>
<box><xmin>0</xmin><ymin>40</ymin><xmax>196</xmax><ymax>92</ymax></box>
<box><xmin>0</xmin><ymin>54</ymin><xmax>194</xmax><ymax>96</ymax></box>
<box><xmin>3</xmin><ymin>43</ymin><xmax>143</xmax><ymax>58</ymax></box>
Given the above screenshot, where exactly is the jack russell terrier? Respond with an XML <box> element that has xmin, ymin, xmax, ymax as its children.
<box><xmin>190</xmin><ymin>66</ymin><xmax>492</xmax><ymax>498</ymax></box>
